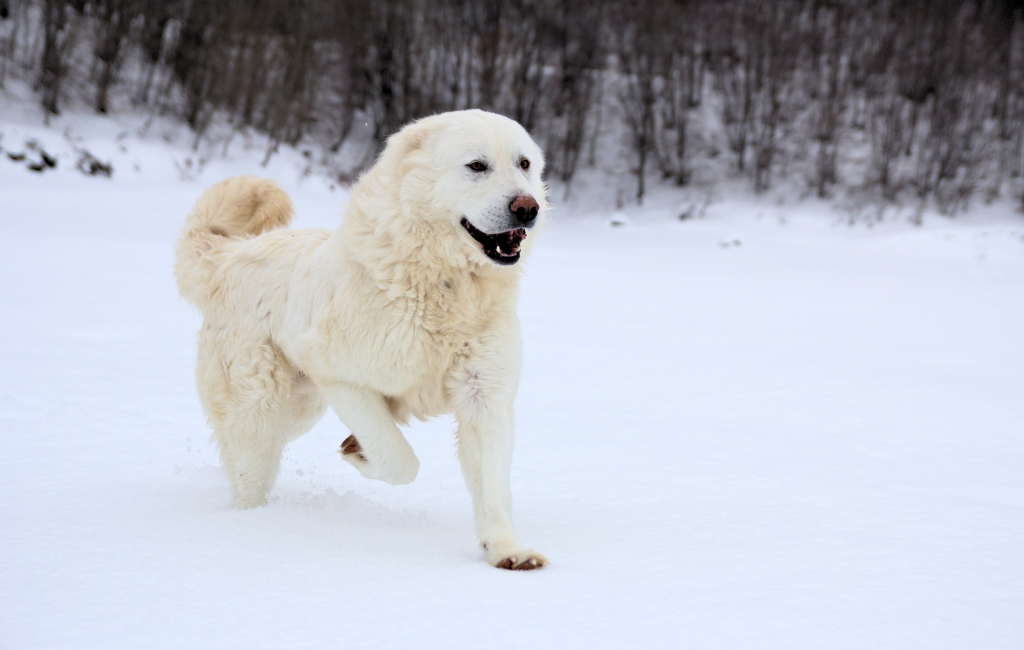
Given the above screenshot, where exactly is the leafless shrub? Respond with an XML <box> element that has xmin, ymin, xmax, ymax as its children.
<box><xmin>868</xmin><ymin>91</ymin><xmax>912</xmax><ymax>201</ymax></box>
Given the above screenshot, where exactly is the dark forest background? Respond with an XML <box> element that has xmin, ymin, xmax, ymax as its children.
<box><xmin>1</xmin><ymin>0</ymin><xmax>1024</xmax><ymax>211</ymax></box>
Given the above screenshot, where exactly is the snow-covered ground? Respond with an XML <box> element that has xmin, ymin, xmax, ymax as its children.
<box><xmin>2</xmin><ymin>97</ymin><xmax>1023</xmax><ymax>649</ymax></box>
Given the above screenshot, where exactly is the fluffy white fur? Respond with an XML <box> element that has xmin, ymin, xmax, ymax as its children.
<box><xmin>175</xmin><ymin>110</ymin><xmax>549</xmax><ymax>570</ymax></box>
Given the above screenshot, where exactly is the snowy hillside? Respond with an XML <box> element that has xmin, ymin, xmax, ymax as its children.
<box><xmin>1</xmin><ymin>95</ymin><xmax>1023</xmax><ymax>649</ymax></box>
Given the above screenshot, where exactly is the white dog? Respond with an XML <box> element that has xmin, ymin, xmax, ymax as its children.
<box><xmin>175</xmin><ymin>110</ymin><xmax>548</xmax><ymax>570</ymax></box>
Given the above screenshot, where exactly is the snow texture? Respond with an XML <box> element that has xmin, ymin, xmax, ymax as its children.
<box><xmin>2</xmin><ymin>95</ymin><xmax>1023</xmax><ymax>649</ymax></box>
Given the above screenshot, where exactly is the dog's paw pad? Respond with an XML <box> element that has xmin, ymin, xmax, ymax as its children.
<box><xmin>494</xmin><ymin>552</ymin><xmax>547</xmax><ymax>571</ymax></box>
<box><xmin>513</xmin><ymin>556</ymin><xmax>544</xmax><ymax>570</ymax></box>
<box><xmin>340</xmin><ymin>434</ymin><xmax>365</xmax><ymax>461</ymax></box>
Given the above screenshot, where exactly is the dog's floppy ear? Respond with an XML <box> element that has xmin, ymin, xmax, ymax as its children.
<box><xmin>398</xmin><ymin>119</ymin><xmax>431</xmax><ymax>152</ymax></box>
<box><xmin>382</xmin><ymin>117</ymin><xmax>431</xmax><ymax>166</ymax></box>
<box><xmin>383</xmin><ymin>117</ymin><xmax>436</xmax><ymax>179</ymax></box>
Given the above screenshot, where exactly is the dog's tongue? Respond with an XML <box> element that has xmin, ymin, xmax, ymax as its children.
<box><xmin>497</xmin><ymin>228</ymin><xmax>527</xmax><ymax>255</ymax></box>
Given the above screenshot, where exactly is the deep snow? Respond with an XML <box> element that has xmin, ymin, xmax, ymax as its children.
<box><xmin>1</xmin><ymin>99</ymin><xmax>1023</xmax><ymax>649</ymax></box>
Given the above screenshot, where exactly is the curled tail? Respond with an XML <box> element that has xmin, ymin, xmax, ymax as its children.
<box><xmin>174</xmin><ymin>176</ymin><xmax>293</xmax><ymax>308</ymax></box>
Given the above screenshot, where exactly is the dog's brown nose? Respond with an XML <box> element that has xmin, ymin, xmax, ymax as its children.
<box><xmin>510</xmin><ymin>195</ymin><xmax>539</xmax><ymax>226</ymax></box>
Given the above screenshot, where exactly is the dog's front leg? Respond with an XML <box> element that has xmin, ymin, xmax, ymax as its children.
<box><xmin>324</xmin><ymin>382</ymin><xmax>419</xmax><ymax>485</ymax></box>
<box><xmin>450</xmin><ymin>365</ymin><xmax>547</xmax><ymax>570</ymax></box>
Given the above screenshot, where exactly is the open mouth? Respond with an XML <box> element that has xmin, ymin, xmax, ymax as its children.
<box><xmin>461</xmin><ymin>218</ymin><xmax>527</xmax><ymax>266</ymax></box>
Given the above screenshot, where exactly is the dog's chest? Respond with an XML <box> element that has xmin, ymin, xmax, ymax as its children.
<box><xmin>302</xmin><ymin>269</ymin><xmax>512</xmax><ymax>416</ymax></box>
<box><xmin>387</xmin><ymin>280</ymin><xmax>506</xmax><ymax>408</ymax></box>
<box><xmin>393</xmin><ymin>332</ymin><xmax>472</xmax><ymax>419</ymax></box>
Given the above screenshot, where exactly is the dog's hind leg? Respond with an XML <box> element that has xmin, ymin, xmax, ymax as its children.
<box><xmin>217</xmin><ymin>424</ymin><xmax>286</xmax><ymax>508</ymax></box>
<box><xmin>324</xmin><ymin>383</ymin><xmax>419</xmax><ymax>485</ymax></box>
<box><xmin>198</xmin><ymin>334</ymin><xmax>299</xmax><ymax>508</ymax></box>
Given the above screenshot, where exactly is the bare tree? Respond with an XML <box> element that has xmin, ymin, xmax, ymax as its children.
<box><xmin>617</xmin><ymin>0</ymin><xmax>662</xmax><ymax>203</ymax></box>
<box><xmin>92</xmin><ymin>0</ymin><xmax>135</xmax><ymax>113</ymax></box>
<box><xmin>652</xmin><ymin>0</ymin><xmax>705</xmax><ymax>187</ymax></box>
<box><xmin>710</xmin><ymin>1</ymin><xmax>757</xmax><ymax>173</ymax></box>
<box><xmin>748</xmin><ymin>2</ymin><xmax>800</xmax><ymax>193</ymax></box>
<box><xmin>545</xmin><ymin>0</ymin><xmax>604</xmax><ymax>193</ymax></box>
<box><xmin>38</xmin><ymin>0</ymin><xmax>81</xmax><ymax>115</ymax></box>
<box><xmin>808</xmin><ymin>1</ymin><xmax>848</xmax><ymax>198</ymax></box>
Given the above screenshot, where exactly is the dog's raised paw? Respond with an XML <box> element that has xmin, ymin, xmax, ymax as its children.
<box><xmin>340</xmin><ymin>434</ymin><xmax>365</xmax><ymax>460</ymax></box>
<box><xmin>339</xmin><ymin>434</ymin><xmax>419</xmax><ymax>485</ymax></box>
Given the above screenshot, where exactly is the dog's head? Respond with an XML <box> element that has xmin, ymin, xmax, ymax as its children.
<box><xmin>381</xmin><ymin>110</ymin><xmax>548</xmax><ymax>268</ymax></box>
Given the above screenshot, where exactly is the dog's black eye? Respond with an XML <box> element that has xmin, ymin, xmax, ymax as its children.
<box><xmin>467</xmin><ymin>161</ymin><xmax>488</xmax><ymax>173</ymax></box>
<box><xmin>520</xmin><ymin>158</ymin><xmax>530</xmax><ymax>171</ymax></box>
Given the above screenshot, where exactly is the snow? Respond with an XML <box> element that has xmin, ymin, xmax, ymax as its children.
<box><xmin>2</xmin><ymin>93</ymin><xmax>1024</xmax><ymax>649</ymax></box>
